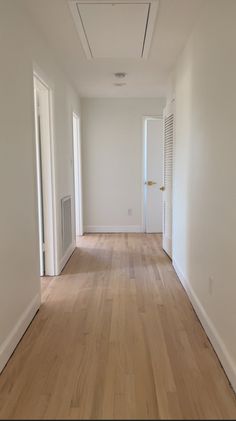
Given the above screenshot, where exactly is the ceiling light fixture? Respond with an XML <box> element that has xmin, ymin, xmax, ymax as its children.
<box><xmin>114</xmin><ymin>82</ymin><xmax>126</xmax><ymax>87</ymax></box>
<box><xmin>114</xmin><ymin>72</ymin><xmax>127</xmax><ymax>79</ymax></box>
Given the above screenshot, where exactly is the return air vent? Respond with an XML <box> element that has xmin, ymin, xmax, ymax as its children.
<box><xmin>61</xmin><ymin>196</ymin><xmax>72</xmax><ymax>254</ymax></box>
<box><xmin>68</xmin><ymin>0</ymin><xmax>159</xmax><ymax>59</ymax></box>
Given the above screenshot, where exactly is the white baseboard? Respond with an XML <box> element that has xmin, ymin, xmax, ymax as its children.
<box><xmin>0</xmin><ymin>293</ymin><xmax>41</xmax><ymax>373</ymax></box>
<box><xmin>59</xmin><ymin>242</ymin><xmax>76</xmax><ymax>273</ymax></box>
<box><xmin>173</xmin><ymin>258</ymin><xmax>236</xmax><ymax>393</ymax></box>
<box><xmin>84</xmin><ymin>225</ymin><xmax>143</xmax><ymax>233</ymax></box>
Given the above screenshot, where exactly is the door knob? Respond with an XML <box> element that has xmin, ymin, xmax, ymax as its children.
<box><xmin>145</xmin><ymin>181</ymin><xmax>157</xmax><ymax>186</ymax></box>
<box><xmin>160</xmin><ymin>186</ymin><xmax>165</xmax><ymax>191</ymax></box>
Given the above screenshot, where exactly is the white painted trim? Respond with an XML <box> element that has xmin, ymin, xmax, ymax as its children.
<box><xmin>72</xmin><ymin>112</ymin><xmax>84</xmax><ymax>237</ymax></box>
<box><xmin>142</xmin><ymin>115</ymin><xmax>163</xmax><ymax>233</ymax></box>
<box><xmin>48</xmin><ymin>86</ymin><xmax>59</xmax><ymax>275</ymax></box>
<box><xmin>0</xmin><ymin>294</ymin><xmax>41</xmax><ymax>373</ymax></box>
<box><xmin>164</xmin><ymin>97</ymin><xmax>175</xmax><ymax>118</ymax></box>
<box><xmin>59</xmin><ymin>242</ymin><xmax>76</xmax><ymax>273</ymax></box>
<box><xmin>33</xmin><ymin>71</ymin><xmax>58</xmax><ymax>276</ymax></box>
<box><xmin>68</xmin><ymin>0</ymin><xmax>159</xmax><ymax>60</ymax></box>
<box><xmin>84</xmin><ymin>226</ymin><xmax>143</xmax><ymax>233</ymax></box>
<box><xmin>68</xmin><ymin>1</ymin><xmax>92</xmax><ymax>60</ymax></box>
<box><xmin>33</xmin><ymin>84</ymin><xmax>44</xmax><ymax>276</ymax></box>
<box><xmin>33</xmin><ymin>63</ymin><xmax>55</xmax><ymax>91</ymax></box>
<box><xmin>142</xmin><ymin>117</ymin><xmax>147</xmax><ymax>233</ymax></box>
<box><xmin>142</xmin><ymin>0</ymin><xmax>159</xmax><ymax>59</ymax></box>
<box><xmin>173</xmin><ymin>258</ymin><xmax>236</xmax><ymax>393</ymax></box>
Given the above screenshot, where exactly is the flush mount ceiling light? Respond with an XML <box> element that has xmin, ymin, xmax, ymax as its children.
<box><xmin>68</xmin><ymin>0</ymin><xmax>159</xmax><ymax>60</ymax></box>
<box><xmin>114</xmin><ymin>82</ymin><xmax>126</xmax><ymax>87</ymax></box>
<box><xmin>114</xmin><ymin>72</ymin><xmax>127</xmax><ymax>79</ymax></box>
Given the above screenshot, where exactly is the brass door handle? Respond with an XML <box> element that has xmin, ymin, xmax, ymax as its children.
<box><xmin>145</xmin><ymin>181</ymin><xmax>157</xmax><ymax>186</ymax></box>
<box><xmin>160</xmin><ymin>186</ymin><xmax>165</xmax><ymax>191</ymax></box>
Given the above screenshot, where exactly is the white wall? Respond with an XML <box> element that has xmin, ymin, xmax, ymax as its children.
<box><xmin>173</xmin><ymin>0</ymin><xmax>236</xmax><ymax>391</ymax></box>
<box><xmin>81</xmin><ymin>98</ymin><xmax>165</xmax><ymax>232</ymax></box>
<box><xmin>0</xmin><ymin>0</ymin><xmax>80</xmax><ymax>371</ymax></box>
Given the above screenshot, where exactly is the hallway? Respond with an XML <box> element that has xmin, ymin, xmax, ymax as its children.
<box><xmin>0</xmin><ymin>234</ymin><xmax>235</xmax><ymax>419</ymax></box>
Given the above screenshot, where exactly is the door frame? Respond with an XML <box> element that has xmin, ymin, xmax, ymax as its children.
<box><xmin>33</xmin><ymin>70</ymin><xmax>58</xmax><ymax>276</ymax></box>
<box><xmin>72</xmin><ymin>112</ymin><xmax>83</xmax><ymax>237</ymax></box>
<box><xmin>142</xmin><ymin>115</ymin><xmax>163</xmax><ymax>233</ymax></box>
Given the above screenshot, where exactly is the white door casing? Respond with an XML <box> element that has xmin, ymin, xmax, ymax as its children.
<box><xmin>33</xmin><ymin>74</ymin><xmax>57</xmax><ymax>276</ymax></box>
<box><xmin>73</xmin><ymin>112</ymin><xmax>83</xmax><ymax>237</ymax></box>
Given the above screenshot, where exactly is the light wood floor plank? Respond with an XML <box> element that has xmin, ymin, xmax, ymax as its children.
<box><xmin>0</xmin><ymin>233</ymin><xmax>235</xmax><ymax>419</ymax></box>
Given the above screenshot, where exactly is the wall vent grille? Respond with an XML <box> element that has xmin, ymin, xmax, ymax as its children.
<box><xmin>61</xmin><ymin>196</ymin><xmax>72</xmax><ymax>254</ymax></box>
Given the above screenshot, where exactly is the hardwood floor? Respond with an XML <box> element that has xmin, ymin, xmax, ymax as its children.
<box><xmin>0</xmin><ymin>233</ymin><xmax>235</xmax><ymax>419</ymax></box>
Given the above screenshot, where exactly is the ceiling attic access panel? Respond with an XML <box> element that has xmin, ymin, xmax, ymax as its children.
<box><xmin>69</xmin><ymin>0</ymin><xmax>159</xmax><ymax>59</ymax></box>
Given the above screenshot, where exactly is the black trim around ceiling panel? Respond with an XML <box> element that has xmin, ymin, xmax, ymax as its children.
<box><xmin>141</xmin><ymin>3</ymin><xmax>150</xmax><ymax>57</ymax></box>
<box><xmin>77</xmin><ymin>2</ymin><xmax>150</xmax><ymax>4</ymax></box>
<box><xmin>76</xmin><ymin>3</ymin><xmax>93</xmax><ymax>58</ymax></box>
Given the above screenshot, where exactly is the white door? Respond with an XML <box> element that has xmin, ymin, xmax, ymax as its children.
<box><xmin>73</xmin><ymin>113</ymin><xmax>83</xmax><ymax>237</ymax></box>
<box><xmin>162</xmin><ymin>101</ymin><xmax>175</xmax><ymax>257</ymax></box>
<box><xmin>144</xmin><ymin>118</ymin><xmax>163</xmax><ymax>233</ymax></box>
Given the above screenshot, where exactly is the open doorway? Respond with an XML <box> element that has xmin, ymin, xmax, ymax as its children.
<box><xmin>143</xmin><ymin>116</ymin><xmax>163</xmax><ymax>233</ymax></box>
<box><xmin>33</xmin><ymin>74</ymin><xmax>57</xmax><ymax>276</ymax></box>
<box><xmin>72</xmin><ymin>112</ymin><xmax>83</xmax><ymax>238</ymax></box>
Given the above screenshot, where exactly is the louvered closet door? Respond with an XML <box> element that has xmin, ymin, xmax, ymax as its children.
<box><xmin>162</xmin><ymin>101</ymin><xmax>174</xmax><ymax>257</ymax></box>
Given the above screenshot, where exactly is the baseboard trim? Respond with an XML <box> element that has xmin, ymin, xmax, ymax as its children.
<box><xmin>84</xmin><ymin>225</ymin><xmax>143</xmax><ymax>233</ymax></box>
<box><xmin>0</xmin><ymin>293</ymin><xmax>41</xmax><ymax>373</ymax></box>
<box><xmin>59</xmin><ymin>242</ymin><xmax>76</xmax><ymax>273</ymax></box>
<box><xmin>173</xmin><ymin>258</ymin><xmax>236</xmax><ymax>393</ymax></box>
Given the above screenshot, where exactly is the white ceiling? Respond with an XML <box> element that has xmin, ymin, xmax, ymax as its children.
<box><xmin>73</xmin><ymin>2</ymin><xmax>150</xmax><ymax>59</ymax></box>
<box><xmin>23</xmin><ymin>0</ymin><xmax>204</xmax><ymax>98</ymax></box>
